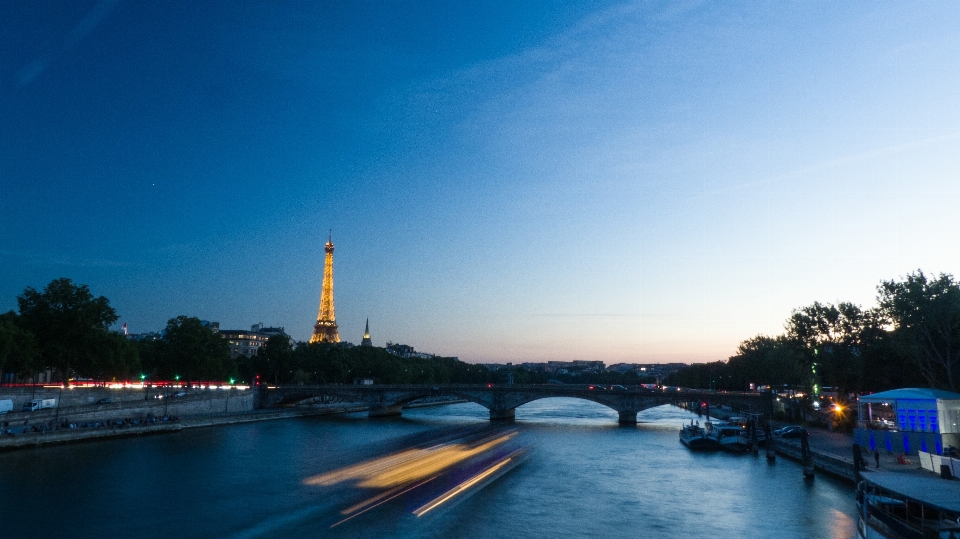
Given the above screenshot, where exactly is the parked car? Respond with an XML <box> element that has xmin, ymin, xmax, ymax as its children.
<box><xmin>775</xmin><ymin>426</ymin><xmax>805</xmax><ymax>438</ymax></box>
<box><xmin>95</xmin><ymin>397</ymin><xmax>113</xmax><ymax>405</ymax></box>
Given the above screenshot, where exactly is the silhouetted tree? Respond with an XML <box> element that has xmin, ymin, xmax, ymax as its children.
<box><xmin>162</xmin><ymin>316</ymin><xmax>233</xmax><ymax>384</ymax></box>
<box><xmin>878</xmin><ymin>271</ymin><xmax>960</xmax><ymax>392</ymax></box>
<box><xmin>0</xmin><ymin>311</ymin><xmax>39</xmax><ymax>384</ymax></box>
<box><xmin>16</xmin><ymin>278</ymin><xmax>119</xmax><ymax>383</ymax></box>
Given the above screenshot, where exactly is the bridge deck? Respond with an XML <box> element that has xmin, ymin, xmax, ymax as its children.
<box><xmin>263</xmin><ymin>385</ymin><xmax>765</xmax><ymax>424</ymax></box>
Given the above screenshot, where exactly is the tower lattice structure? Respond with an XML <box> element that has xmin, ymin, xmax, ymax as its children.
<box><xmin>310</xmin><ymin>235</ymin><xmax>340</xmax><ymax>343</ymax></box>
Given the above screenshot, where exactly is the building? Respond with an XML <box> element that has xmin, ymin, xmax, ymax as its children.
<box><xmin>310</xmin><ymin>234</ymin><xmax>340</xmax><ymax>343</ymax></box>
<box><xmin>220</xmin><ymin>324</ymin><xmax>289</xmax><ymax>358</ymax></box>
<box><xmin>385</xmin><ymin>342</ymin><xmax>435</xmax><ymax>359</ymax></box>
<box><xmin>251</xmin><ymin>323</ymin><xmax>286</xmax><ymax>338</ymax></box>
<box><xmin>605</xmin><ymin>363</ymin><xmax>687</xmax><ymax>379</ymax></box>
<box><xmin>855</xmin><ymin>388</ymin><xmax>960</xmax><ymax>455</ymax></box>
<box><xmin>544</xmin><ymin>361</ymin><xmax>605</xmax><ymax>374</ymax></box>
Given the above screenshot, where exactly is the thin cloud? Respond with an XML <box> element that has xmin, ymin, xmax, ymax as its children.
<box><xmin>696</xmin><ymin>130</ymin><xmax>960</xmax><ymax>199</ymax></box>
<box><xmin>0</xmin><ymin>249</ymin><xmax>144</xmax><ymax>269</ymax></box>
<box><xmin>15</xmin><ymin>0</ymin><xmax>122</xmax><ymax>86</ymax></box>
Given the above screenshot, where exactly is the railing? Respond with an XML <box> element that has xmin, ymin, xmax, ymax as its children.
<box><xmin>278</xmin><ymin>383</ymin><xmax>762</xmax><ymax>397</ymax></box>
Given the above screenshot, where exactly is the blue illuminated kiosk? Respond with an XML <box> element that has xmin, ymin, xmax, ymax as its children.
<box><xmin>854</xmin><ymin>388</ymin><xmax>960</xmax><ymax>456</ymax></box>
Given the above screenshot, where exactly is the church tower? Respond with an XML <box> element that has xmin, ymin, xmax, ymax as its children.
<box><xmin>360</xmin><ymin>318</ymin><xmax>372</xmax><ymax>346</ymax></box>
<box><xmin>310</xmin><ymin>234</ymin><xmax>340</xmax><ymax>343</ymax></box>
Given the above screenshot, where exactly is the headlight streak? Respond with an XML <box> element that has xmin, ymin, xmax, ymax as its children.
<box><xmin>412</xmin><ymin>456</ymin><xmax>514</xmax><ymax>517</ymax></box>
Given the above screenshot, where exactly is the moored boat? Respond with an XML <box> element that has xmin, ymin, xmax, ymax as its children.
<box><xmin>680</xmin><ymin>421</ymin><xmax>718</xmax><ymax>451</ymax></box>
<box><xmin>707</xmin><ymin>422</ymin><xmax>749</xmax><ymax>452</ymax></box>
<box><xmin>856</xmin><ymin>472</ymin><xmax>960</xmax><ymax>539</ymax></box>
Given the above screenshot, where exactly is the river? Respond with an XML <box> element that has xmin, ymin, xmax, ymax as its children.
<box><xmin>0</xmin><ymin>399</ymin><xmax>856</xmax><ymax>539</ymax></box>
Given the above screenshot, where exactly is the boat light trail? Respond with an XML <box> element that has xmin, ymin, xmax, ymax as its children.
<box><xmin>412</xmin><ymin>457</ymin><xmax>514</xmax><ymax>517</ymax></box>
<box><xmin>303</xmin><ymin>431</ymin><xmax>517</xmax><ymax>489</ymax></box>
<box><xmin>329</xmin><ymin>478</ymin><xmax>437</xmax><ymax>529</ymax></box>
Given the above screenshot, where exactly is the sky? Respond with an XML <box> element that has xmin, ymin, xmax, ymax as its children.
<box><xmin>2</xmin><ymin>1</ymin><xmax>960</xmax><ymax>364</ymax></box>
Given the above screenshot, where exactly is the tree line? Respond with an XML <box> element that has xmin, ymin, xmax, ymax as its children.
<box><xmin>6</xmin><ymin>271</ymin><xmax>958</xmax><ymax>393</ymax></box>
<box><xmin>0</xmin><ymin>278</ymin><xmax>497</xmax><ymax>386</ymax></box>
<box><xmin>665</xmin><ymin>271</ymin><xmax>960</xmax><ymax>396</ymax></box>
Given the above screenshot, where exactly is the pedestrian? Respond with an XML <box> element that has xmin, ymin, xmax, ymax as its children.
<box><xmin>874</xmin><ymin>449</ymin><xmax>880</xmax><ymax>468</ymax></box>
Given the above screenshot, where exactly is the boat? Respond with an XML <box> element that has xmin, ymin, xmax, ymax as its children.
<box><xmin>706</xmin><ymin>421</ymin><xmax>750</xmax><ymax>452</ymax></box>
<box><xmin>856</xmin><ymin>471</ymin><xmax>960</xmax><ymax>539</ymax></box>
<box><xmin>679</xmin><ymin>420</ymin><xmax>718</xmax><ymax>451</ymax></box>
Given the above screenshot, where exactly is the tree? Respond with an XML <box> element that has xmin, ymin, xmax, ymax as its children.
<box><xmin>725</xmin><ymin>335</ymin><xmax>805</xmax><ymax>390</ymax></box>
<box><xmin>0</xmin><ymin>311</ymin><xmax>39</xmax><ymax>384</ymax></box>
<box><xmin>255</xmin><ymin>334</ymin><xmax>294</xmax><ymax>385</ymax></box>
<box><xmin>878</xmin><ymin>271</ymin><xmax>960</xmax><ymax>392</ymax></box>
<box><xmin>162</xmin><ymin>316</ymin><xmax>233</xmax><ymax>384</ymax></box>
<box><xmin>88</xmin><ymin>331</ymin><xmax>141</xmax><ymax>381</ymax></box>
<box><xmin>785</xmin><ymin>301</ymin><xmax>876</xmax><ymax>395</ymax></box>
<box><xmin>17</xmin><ymin>278</ymin><xmax>118</xmax><ymax>383</ymax></box>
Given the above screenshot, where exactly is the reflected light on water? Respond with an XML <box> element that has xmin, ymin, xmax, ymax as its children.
<box><xmin>828</xmin><ymin>508</ymin><xmax>855</xmax><ymax>539</ymax></box>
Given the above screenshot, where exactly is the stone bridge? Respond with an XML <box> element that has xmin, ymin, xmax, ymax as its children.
<box><xmin>260</xmin><ymin>384</ymin><xmax>766</xmax><ymax>424</ymax></box>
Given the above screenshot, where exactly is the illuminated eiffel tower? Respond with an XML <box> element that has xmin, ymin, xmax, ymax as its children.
<box><xmin>310</xmin><ymin>233</ymin><xmax>340</xmax><ymax>343</ymax></box>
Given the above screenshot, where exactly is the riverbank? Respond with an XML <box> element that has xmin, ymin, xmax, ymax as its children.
<box><xmin>0</xmin><ymin>422</ymin><xmax>183</xmax><ymax>450</ymax></box>
<box><xmin>680</xmin><ymin>401</ymin><xmax>868</xmax><ymax>483</ymax></box>
<box><xmin>0</xmin><ymin>399</ymin><xmax>467</xmax><ymax>451</ymax></box>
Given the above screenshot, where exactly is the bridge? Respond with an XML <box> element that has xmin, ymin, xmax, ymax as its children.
<box><xmin>259</xmin><ymin>384</ymin><xmax>767</xmax><ymax>424</ymax></box>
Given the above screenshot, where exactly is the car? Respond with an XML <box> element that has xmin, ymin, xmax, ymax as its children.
<box><xmin>774</xmin><ymin>426</ymin><xmax>804</xmax><ymax>438</ymax></box>
<box><xmin>171</xmin><ymin>391</ymin><xmax>187</xmax><ymax>398</ymax></box>
<box><xmin>95</xmin><ymin>397</ymin><xmax>113</xmax><ymax>405</ymax></box>
<box><xmin>609</xmin><ymin>385</ymin><xmax>627</xmax><ymax>391</ymax></box>
<box><xmin>588</xmin><ymin>384</ymin><xmax>605</xmax><ymax>390</ymax></box>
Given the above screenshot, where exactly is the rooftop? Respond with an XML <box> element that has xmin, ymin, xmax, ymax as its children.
<box><xmin>860</xmin><ymin>388</ymin><xmax>960</xmax><ymax>403</ymax></box>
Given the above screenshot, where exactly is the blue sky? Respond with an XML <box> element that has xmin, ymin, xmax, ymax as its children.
<box><xmin>2</xmin><ymin>1</ymin><xmax>959</xmax><ymax>364</ymax></box>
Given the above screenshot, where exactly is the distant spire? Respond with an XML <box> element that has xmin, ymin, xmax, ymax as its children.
<box><xmin>361</xmin><ymin>318</ymin><xmax>372</xmax><ymax>346</ymax></box>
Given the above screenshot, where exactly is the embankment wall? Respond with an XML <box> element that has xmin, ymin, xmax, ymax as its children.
<box><xmin>0</xmin><ymin>389</ymin><xmax>254</xmax><ymax>425</ymax></box>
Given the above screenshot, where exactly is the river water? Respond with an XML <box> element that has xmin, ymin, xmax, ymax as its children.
<box><xmin>0</xmin><ymin>399</ymin><xmax>856</xmax><ymax>539</ymax></box>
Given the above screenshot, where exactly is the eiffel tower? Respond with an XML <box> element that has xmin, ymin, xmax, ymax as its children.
<box><xmin>310</xmin><ymin>234</ymin><xmax>340</xmax><ymax>343</ymax></box>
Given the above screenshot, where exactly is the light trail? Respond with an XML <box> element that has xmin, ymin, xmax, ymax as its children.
<box><xmin>412</xmin><ymin>457</ymin><xmax>514</xmax><ymax>517</ymax></box>
<box><xmin>329</xmin><ymin>477</ymin><xmax>436</xmax><ymax>528</ymax></box>
<box><xmin>359</xmin><ymin>433</ymin><xmax>515</xmax><ymax>489</ymax></box>
<box><xmin>303</xmin><ymin>431</ymin><xmax>517</xmax><ymax>489</ymax></box>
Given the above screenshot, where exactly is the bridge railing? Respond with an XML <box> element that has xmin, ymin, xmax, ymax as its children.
<box><xmin>274</xmin><ymin>383</ymin><xmax>763</xmax><ymax>399</ymax></box>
